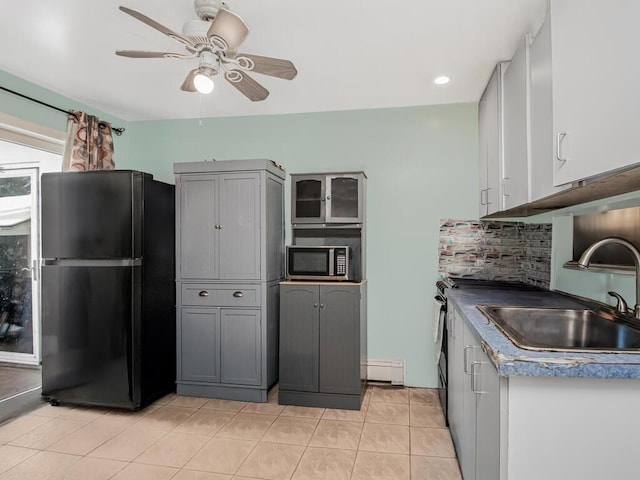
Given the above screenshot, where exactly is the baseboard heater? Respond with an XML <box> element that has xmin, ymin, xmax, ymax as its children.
<box><xmin>367</xmin><ymin>359</ymin><xmax>405</xmax><ymax>385</ymax></box>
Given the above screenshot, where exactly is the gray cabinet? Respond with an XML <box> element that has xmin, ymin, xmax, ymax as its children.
<box><xmin>449</xmin><ymin>306</ymin><xmax>503</xmax><ymax>480</ymax></box>
<box><xmin>478</xmin><ymin>62</ymin><xmax>506</xmax><ymax>217</ymax></box>
<box><xmin>474</xmin><ymin>344</ymin><xmax>501</xmax><ymax>480</ymax></box>
<box><xmin>279</xmin><ymin>281</ymin><xmax>367</xmax><ymax>410</ymax></box>
<box><xmin>220</xmin><ymin>309</ymin><xmax>261</xmax><ymax>385</ymax></box>
<box><xmin>541</xmin><ymin>0</ymin><xmax>640</xmax><ymax>186</ymax></box>
<box><xmin>291</xmin><ymin>173</ymin><xmax>366</xmax><ymax>224</ymax></box>
<box><xmin>180</xmin><ymin>308</ymin><xmax>220</xmax><ymax>383</ymax></box>
<box><xmin>502</xmin><ymin>34</ymin><xmax>532</xmax><ymax>211</ymax></box>
<box><xmin>180</xmin><ymin>307</ymin><xmax>261</xmax><ymax>387</ymax></box>
<box><xmin>178</xmin><ymin>172</ymin><xmax>260</xmax><ymax>281</ymax></box>
<box><xmin>447</xmin><ymin>308</ymin><xmax>464</xmax><ymax>461</ymax></box>
<box><xmin>174</xmin><ymin>160</ymin><xmax>285</xmax><ymax>403</ymax></box>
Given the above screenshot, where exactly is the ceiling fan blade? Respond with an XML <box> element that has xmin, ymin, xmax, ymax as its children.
<box><xmin>181</xmin><ymin>69</ymin><xmax>198</xmax><ymax>92</ymax></box>
<box><xmin>207</xmin><ymin>8</ymin><xmax>249</xmax><ymax>52</ymax></box>
<box><xmin>119</xmin><ymin>6</ymin><xmax>194</xmax><ymax>49</ymax></box>
<box><xmin>116</xmin><ymin>50</ymin><xmax>190</xmax><ymax>59</ymax></box>
<box><xmin>225</xmin><ymin>70</ymin><xmax>269</xmax><ymax>101</ymax></box>
<box><xmin>237</xmin><ymin>53</ymin><xmax>298</xmax><ymax>80</ymax></box>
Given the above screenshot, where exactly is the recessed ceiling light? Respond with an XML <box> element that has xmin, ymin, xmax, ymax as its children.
<box><xmin>434</xmin><ymin>76</ymin><xmax>451</xmax><ymax>85</ymax></box>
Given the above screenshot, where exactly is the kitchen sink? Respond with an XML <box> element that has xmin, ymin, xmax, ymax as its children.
<box><xmin>477</xmin><ymin>305</ymin><xmax>640</xmax><ymax>353</ymax></box>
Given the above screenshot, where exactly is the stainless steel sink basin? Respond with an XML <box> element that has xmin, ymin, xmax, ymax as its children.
<box><xmin>477</xmin><ymin>306</ymin><xmax>640</xmax><ymax>353</ymax></box>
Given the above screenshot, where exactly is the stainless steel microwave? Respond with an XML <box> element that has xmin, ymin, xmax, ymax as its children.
<box><xmin>286</xmin><ymin>245</ymin><xmax>350</xmax><ymax>281</ymax></box>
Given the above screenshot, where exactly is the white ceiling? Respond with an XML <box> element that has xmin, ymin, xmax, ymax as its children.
<box><xmin>0</xmin><ymin>0</ymin><xmax>548</xmax><ymax>122</ymax></box>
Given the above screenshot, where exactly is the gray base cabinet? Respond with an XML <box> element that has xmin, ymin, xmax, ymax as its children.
<box><xmin>174</xmin><ymin>160</ymin><xmax>285</xmax><ymax>402</ymax></box>
<box><xmin>279</xmin><ymin>281</ymin><xmax>367</xmax><ymax>410</ymax></box>
<box><xmin>448</xmin><ymin>306</ymin><xmax>502</xmax><ymax>480</ymax></box>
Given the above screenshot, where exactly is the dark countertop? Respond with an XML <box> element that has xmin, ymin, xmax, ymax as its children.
<box><xmin>447</xmin><ymin>286</ymin><xmax>640</xmax><ymax>379</ymax></box>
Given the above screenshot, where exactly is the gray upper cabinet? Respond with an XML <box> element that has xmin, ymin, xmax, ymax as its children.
<box><xmin>542</xmin><ymin>0</ymin><xmax>640</xmax><ymax>186</ymax></box>
<box><xmin>178</xmin><ymin>172</ymin><xmax>260</xmax><ymax>281</ymax></box>
<box><xmin>291</xmin><ymin>173</ymin><xmax>366</xmax><ymax>224</ymax></box>
<box><xmin>502</xmin><ymin>34</ymin><xmax>532</xmax><ymax>211</ymax></box>
<box><xmin>174</xmin><ymin>160</ymin><xmax>285</xmax><ymax>403</ymax></box>
<box><xmin>218</xmin><ymin>173</ymin><xmax>260</xmax><ymax>280</ymax></box>
<box><xmin>478</xmin><ymin>62</ymin><xmax>506</xmax><ymax>217</ymax></box>
<box><xmin>178</xmin><ymin>175</ymin><xmax>219</xmax><ymax>279</ymax></box>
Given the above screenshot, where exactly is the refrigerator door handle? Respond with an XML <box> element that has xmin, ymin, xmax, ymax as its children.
<box><xmin>42</xmin><ymin>259</ymin><xmax>142</xmax><ymax>267</ymax></box>
<box><xmin>33</xmin><ymin>259</ymin><xmax>38</xmax><ymax>281</ymax></box>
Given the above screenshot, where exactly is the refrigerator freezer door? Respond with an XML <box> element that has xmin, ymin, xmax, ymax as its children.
<box><xmin>41</xmin><ymin>264</ymin><xmax>141</xmax><ymax>409</ymax></box>
<box><xmin>41</xmin><ymin>171</ymin><xmax>144</xmax><ymax>259</ymax></box>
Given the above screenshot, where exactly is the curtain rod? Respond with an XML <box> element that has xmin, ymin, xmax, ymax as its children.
<box><xmin>0</xmin><ymin>85</ymin><xmax>125</xmax><ymax>136</ymax></box>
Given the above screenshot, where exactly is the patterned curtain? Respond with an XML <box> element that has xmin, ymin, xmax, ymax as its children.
<box><xmin>62</xmin><ymin>110</ymin><xmax>115</xmax><ymax>171</ymax></box>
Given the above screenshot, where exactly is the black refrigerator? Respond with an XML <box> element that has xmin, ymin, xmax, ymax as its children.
<box><xmin>41</xmin><ymin>170</ymin><xmax>175</xmax><ymax>410</ymax></box>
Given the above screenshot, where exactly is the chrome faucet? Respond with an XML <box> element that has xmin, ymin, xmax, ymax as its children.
<box><xmin>577</xmin><ymin>236</ymin><xmax>640</xmax><ymax>319</ymax></box>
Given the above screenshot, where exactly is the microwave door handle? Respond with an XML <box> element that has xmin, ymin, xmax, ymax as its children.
<box><xmin>328</xmin><ymin>249</ymin><xmax>335</xmax><ymax>276</ymax></box>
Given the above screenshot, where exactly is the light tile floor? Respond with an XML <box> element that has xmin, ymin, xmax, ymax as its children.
<box><xmin>0</xmin><ymin>385</ymin><xmax>462</xmax><ymax>480</ymax></box>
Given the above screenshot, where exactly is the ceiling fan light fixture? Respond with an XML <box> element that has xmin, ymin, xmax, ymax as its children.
<box><xmin>194</xmin><ymin>72</ymin><xmax>215</xmax><ymax>94</ymax></box>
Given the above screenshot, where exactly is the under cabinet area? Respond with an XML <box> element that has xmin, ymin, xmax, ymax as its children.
<box><xmin>174</xmin><ymin>160</ymin><xmax>285</xmax><ymax>403</ymax></box>
<box><xmin>279</xmin><ymin>281</ymin><xmax>367</xmax><ymax>410</ymax></box>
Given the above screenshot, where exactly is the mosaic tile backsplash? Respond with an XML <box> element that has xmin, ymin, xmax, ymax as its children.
<box><xmin>438</xmin><ymin>220</ymin><xmax>552</xmax><ymax>289</ymax></box>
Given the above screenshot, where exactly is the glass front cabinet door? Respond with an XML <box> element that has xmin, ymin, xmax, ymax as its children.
<box><xmin>291</xmin><ymin>173</ymin><xmax>365</xmax><ymax>224</ymax></box>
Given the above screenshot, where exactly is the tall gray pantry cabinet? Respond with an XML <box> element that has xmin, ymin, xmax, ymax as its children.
<box><xmin>174</xmin><ymin>160</ymin><xmax>285</xmax><ymax>402</ymax></box>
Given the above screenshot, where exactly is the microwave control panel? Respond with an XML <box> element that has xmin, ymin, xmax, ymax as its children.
<box><xmin>336</xmin><ymin>250</ymin><xmax>347</xmax><ymax>275</ymax></box>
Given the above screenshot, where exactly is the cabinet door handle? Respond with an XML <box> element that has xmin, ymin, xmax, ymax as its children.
<box><xmin>198</xmin><ymin>291</ymin><xmax>209</xmax><ymax>297</ymax></box>
<box><xmin>313</xmin><ymin>303</ymin><xmax>318</xmax><ymax>308</ymax></box>
<box><xmin>463</xmin><ymin>345</ymin><xmax>474</xmax><ymax>375</ymax></box>
<box><xmin>485</xmin><ymin>187</ymin><xmax>491</xmax><ymax>205</ymax></box>
<box><xmin>556</xmin><ymin>132</ymin><xmax>568</xmax><ymax>162</ymax></box>
<box><xmin>448</xmin><ymin>313</ymin><xmax>456</xmax><ymax>339</ymax></box>
<box><xmin>320</xmin><ymin>304</ymin><xmax>325</xmax><ymax>308</ymax></box>
<box><xmin>233</xmin><ymin>291</ymin><xmax>244</xmax><ymax>298</ymax></box>
<box><xmin>471</xmin><ymin>361</ymin><xmax>481</xmax><ymax>394</ymax></box>
<box><xmin>479</xmin><ymin>189</ymin><xmax>487</xmax><ymax>206</ymax></box>
<box><xmin>502</xmin><ymin>177</ymin><xmax>509</xmax><ymax>197</ymax></box>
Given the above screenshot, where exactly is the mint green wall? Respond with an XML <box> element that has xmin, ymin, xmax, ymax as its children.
<box><xmin>128</xmin><ymin>104</ymin><xmax>479</xmax><ymax>387</ymax></box>
<box><xmin>2</xmin><ymin>67</ymin><xmax>480</xmax><ymax>387</ymax></box>
<box><xmin>0</xmin><ymin>70</ymin><xmax>129</xmax><ymax>155</ymax></box>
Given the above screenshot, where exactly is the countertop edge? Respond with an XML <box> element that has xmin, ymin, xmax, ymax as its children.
<box><xmin>447</xmin><ymin>288</ymin><xmax>640</xmax><ymax>379</ymax></box>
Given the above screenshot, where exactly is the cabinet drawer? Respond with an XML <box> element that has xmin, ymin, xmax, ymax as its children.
<box><xmin>181</xmin><ymin>284</ymin><xmax>261</xmax><ymax>307</ymax></box>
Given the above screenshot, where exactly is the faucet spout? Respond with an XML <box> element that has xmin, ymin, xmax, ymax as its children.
<box><xmin>578</xmin><ymin>237</ymin><xmax>640</xmax><ymax>319</ymax></box>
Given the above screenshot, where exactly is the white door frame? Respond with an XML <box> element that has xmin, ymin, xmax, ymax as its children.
<box><xmin>0</xmin><ymin>166</ymin><xmax>41</xmax><ymax>365</ymax></box>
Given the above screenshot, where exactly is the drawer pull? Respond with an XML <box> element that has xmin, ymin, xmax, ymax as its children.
<box><xmin>198</xmin><ymin>291</ymin><xmax>209</xmax><ymax>297</ymax></box>
<box><xmin>233</xmin><ymin>291</ymin><xmax>244</xmax><ymax>298</ymax></box>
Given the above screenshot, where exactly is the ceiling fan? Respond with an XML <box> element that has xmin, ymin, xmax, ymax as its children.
<box><xmin>116</xmin><ymin>0</ymin><xmax>297</xmax><ymax>101</ymax></box>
